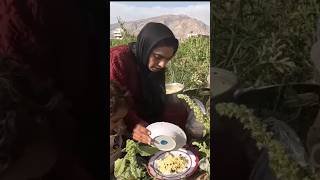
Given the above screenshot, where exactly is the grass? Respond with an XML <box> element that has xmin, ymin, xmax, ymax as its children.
<box><xmin>213</xmin><ymin>1</ymin><xmax>320</xmax><ymax>177</ymax></box>
<box><xmin>213</xmin><ymin>0</ymin><xmax>320</xmax><ymax>87</ymax></box>
<box><xmin>166</xmin><ymin>37</ymin><xmax>210</xmax><ymax>89</ymax></box>
<box><xmin>110</xmin><ymin>37</ymin><xmax>210</xmax><ymax>89</ymax></box>
<box><xmin>110</xmin><ymin>37</ymin><xmax>135</xmax><ymax>47</ymax></box>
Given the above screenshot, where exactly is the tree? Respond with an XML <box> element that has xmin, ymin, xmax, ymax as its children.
<box><xmin>116</xmin><ymin>17</ymin><xmax>135</xmax><ymax>39</ymax></box>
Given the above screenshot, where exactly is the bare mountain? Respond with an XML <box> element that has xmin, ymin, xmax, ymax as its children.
<box><xmin>110</xmin><ymin>14</ymin><xmax>210</xmax><ymax>40</ymax></box>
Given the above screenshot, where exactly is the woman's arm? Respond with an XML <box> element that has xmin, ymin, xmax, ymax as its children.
<box><xmin>110</xmin><ymin>48</ymin><xmax>148</xmax><ymax>131</ymax></box>
<box><xmin>124</xmin><ymin>110</ymin><xmax>148</xmax><ymax>132</ymax></box>
<box><xmin>110</xmin><ymin>49</ymin><xmax>151</xmax><ymax>144</ymax></box>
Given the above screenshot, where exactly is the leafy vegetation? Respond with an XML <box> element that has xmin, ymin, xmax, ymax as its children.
<box><xmin>216</xmin><ymin>103</ymin><xmax>319</xmax><ymax>180</ymax></box>
<box><xmin>114</xmin><ymin>140</ymin><xmax>159</xmax><ymax>180</ymax></box>
<box><xmin>110</xmin><ymin>38</ymin><xmax>135</xmax><ymax>48</ymax></box>
<box><xmin>166</xmin><ymin>37</ymin><xmax>210</xmax><ymax>89</ymax></box>
<box><xmin>213</xmin><ymin>0</ymin><xmax>320</xmax><ymax>87</ymax></box>
<box><xmin>178</xmin><ymin>94</ymin><xmax>211</xmax><ymax>178</ymax></box>
<box><xmin>110</xmin><ymin>37</ymin><xmax>210</xmax><ymax>89</ymax></box>
<box><xmin>177</xmin><ymin>94</ymin><xmax>210</xmax><ymax>136</ymax></box>
<box><xmin>111</xmin><ymin>16</ymin><xmax>210</xmax><ymax>89</ymax></box>
<box><xmin>212</xmin><ymin>1</ymin><xmax>320</xmax><ymax>178</ymax></box>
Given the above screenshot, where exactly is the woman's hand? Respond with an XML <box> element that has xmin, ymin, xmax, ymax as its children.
<box><xmin>132</xmin><ymin>123</ymin><xmax>151</xmax><ymax>145</ymax></box>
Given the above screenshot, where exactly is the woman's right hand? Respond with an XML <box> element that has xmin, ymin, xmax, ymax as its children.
<box><xmin>132</xmin><ymin>123</ymin><xmax>151</xmax><ymax>145</ymax></box>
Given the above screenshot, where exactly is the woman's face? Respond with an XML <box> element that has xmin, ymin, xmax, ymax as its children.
<box><xmin>148</xmin><ymin>46</ymin><xmax>175</xmax><ymax>72</ymax></box>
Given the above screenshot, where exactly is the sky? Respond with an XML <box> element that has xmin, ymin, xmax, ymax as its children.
<box><xmin>110</xmin><ymin>1</ymin><xmax>210</xmax><ymax>26</ymax></box>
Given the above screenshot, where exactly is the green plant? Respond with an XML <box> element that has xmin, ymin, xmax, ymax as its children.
<box><xmin>177</xmin><ymin>94</ymin><xmax>210</xmax><ymax>177</ymax></box>
<box><xmin>193</xmin><ymin>141</ymin><xmax>210</xmax><ymax>176</ymax></box>
<box><xmin>110</xmin><ymin>38</ymin><xmax>135</xmax><ymax>47</ymax></box>
<box><xmin>213</xmin><ymin>0</ymin><xmax>319</xmax><ymax>87</ymax></box>
<box><xmin>216</xmin><ymin>103</ymin><xmax>319</xmax><ymax>180</ymax></box>
<box><xmin>177</xmin><ymin>94</ymin><xmax>210</xmax><ymax>136</ymax></box>
<box><xmin>110</xmin><ymin>36</ymin><xmax>210</xmax><ymax>90</ymax></box>
<box><xmin>166</xmin><ymin>37</ymin><xmax>210</xmax><ymax>89</ymax></box>
<box><xmin>114</xmin><ymin>140</ymin><xmax>159</xmax><ymax>180</ymax></box>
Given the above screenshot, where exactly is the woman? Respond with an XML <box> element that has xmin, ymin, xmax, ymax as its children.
<box><xmin>110</xmin><ymin>22</ymin><xmax>189</xmax><ymax>145</ymax></box>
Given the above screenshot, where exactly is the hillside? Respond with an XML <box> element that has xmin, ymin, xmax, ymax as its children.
<box><xmin>110</xmin><ymin>14</ymin><xmax>210</xmax><ymax>39</ymax></box>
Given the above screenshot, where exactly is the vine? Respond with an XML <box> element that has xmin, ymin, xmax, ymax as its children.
<box><xmin>216</xmin><ymin>103</ymin><xmax>319</xmax><ymax>180</ymax></box>
<box><xmin>177</xmin><ymin>94</ymin><xmax>210</xmax><ymax>136</ymax></box>
<box><xmin>177</xmin><ymin>94</ymin><xmax>210</xmax><ymax>178</ymax></box>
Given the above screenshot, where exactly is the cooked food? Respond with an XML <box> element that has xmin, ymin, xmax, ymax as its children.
<box><xmin>155</xmin><ymin>153</ymin><xmax>189</xmax><ymax>174</ymax></box>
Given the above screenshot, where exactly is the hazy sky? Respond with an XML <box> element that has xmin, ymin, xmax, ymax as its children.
<box><xmin>110</xmin><ymin>1</ymin><xmax>210</xmax><ymax>26</ymax></box>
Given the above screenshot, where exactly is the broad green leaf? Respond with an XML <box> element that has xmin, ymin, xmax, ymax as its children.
<box><xmin>137</xmin><ymin>145</ymin><xmax>160</xmax><ymax>156</ymax></box>
<box><xmin>114</xmin><ymin>158</ymin><xmax>126</xmax><ymax>177</ymax></box>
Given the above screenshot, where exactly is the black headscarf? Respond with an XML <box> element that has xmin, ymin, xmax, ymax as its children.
<box><xmin>128</xmin><ymin>22</ymin><xmax>179</xmax><ymax>121</ymax></box>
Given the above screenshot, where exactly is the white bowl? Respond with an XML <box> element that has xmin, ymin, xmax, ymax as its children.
<box><xmin>165</xmin><ymin>83</ymin><xmax>184</xmax><ymax>95</ymax></box>
<box><xmin>146</xmin><ymin>122</ymin><xmax>187</xmax><ymax>151</ymax></box>
<box><xmin>210</xmin><ymin>67</ymin><xmax>238</xmax><ymax>97</ymax></box>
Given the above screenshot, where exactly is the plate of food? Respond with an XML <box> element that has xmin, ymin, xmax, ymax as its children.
<box><xmin>147</xmin><ymin>148</ymin><xmax>199</xmax><ymax>180</ymax></box>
